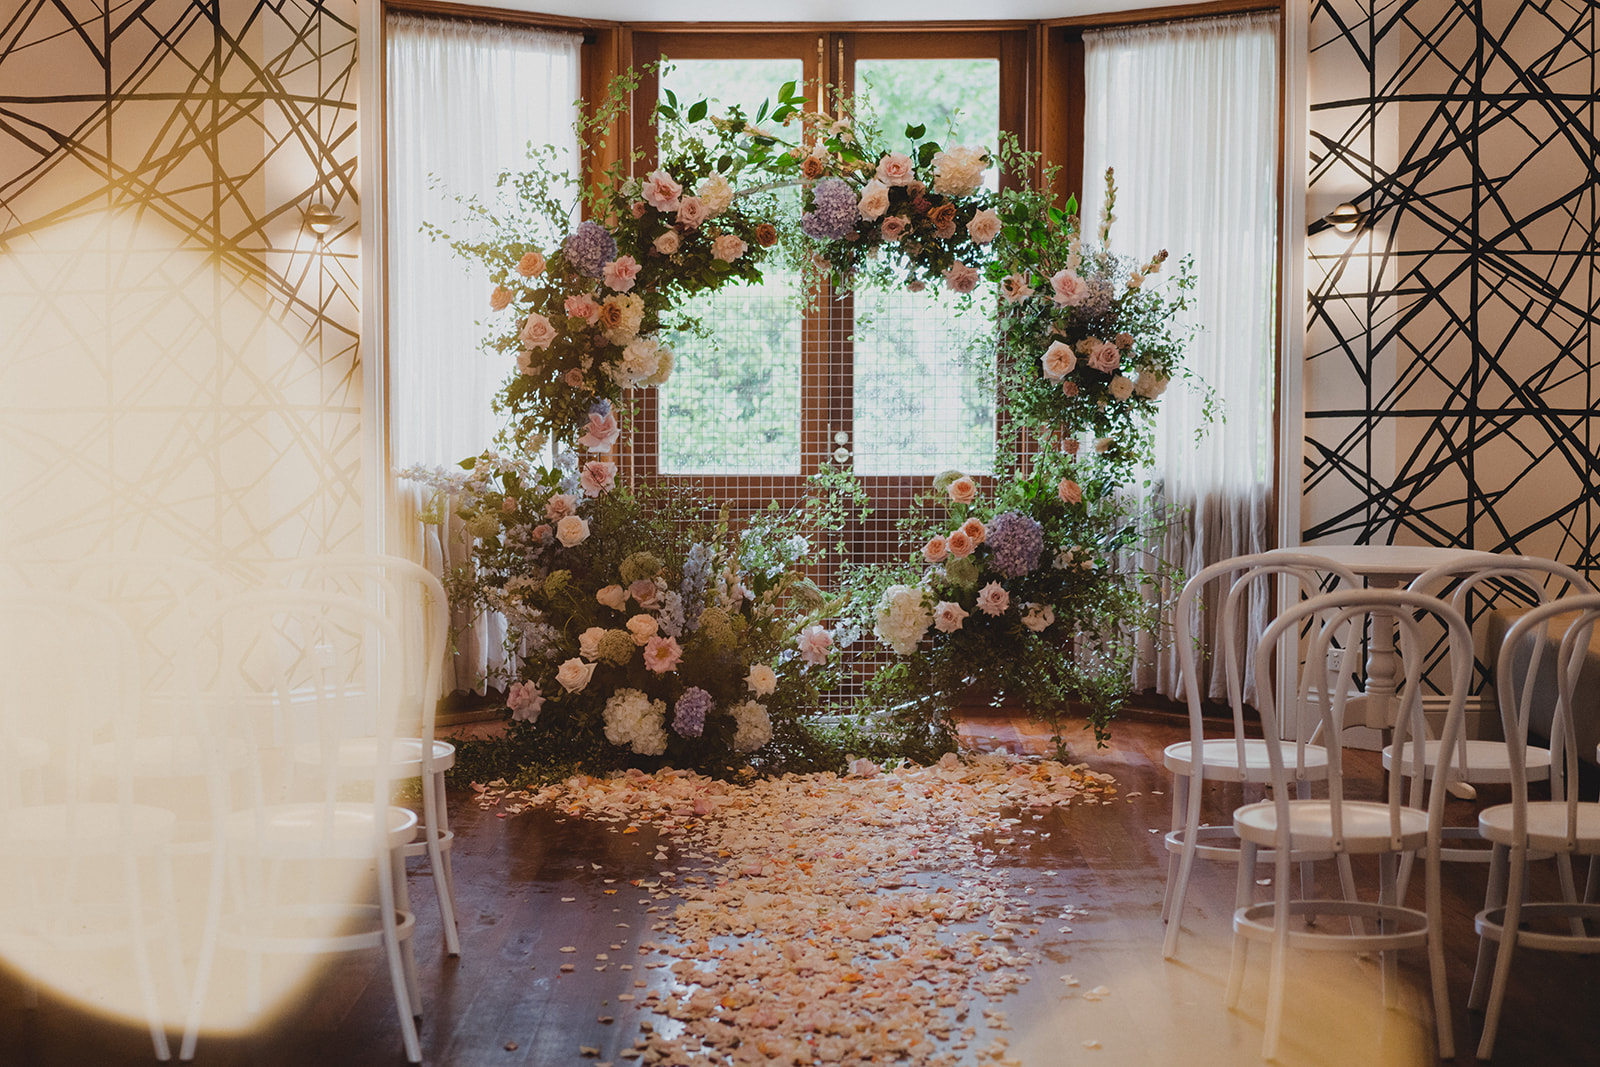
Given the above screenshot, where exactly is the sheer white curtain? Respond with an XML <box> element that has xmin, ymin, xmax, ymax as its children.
<box><xmin>386</xmin><ymin>13</ymin><xmax>580</xmax><ymax>692</ymax></box>
<box><xmin>1081</xmin><ymin>12</ymin><xmax>1280</xmax><ymax>701</ymax></box>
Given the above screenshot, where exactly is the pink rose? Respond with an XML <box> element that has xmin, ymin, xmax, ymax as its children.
<box><xmin>578</xmin><ymin>410</ymin><xmax>620</xmax><ymax>452</ymax></box>
<box><xmin>532</xmin><ymin>523</ymin><xmax>552</xmax><ymax>542</ymax></box>
<box><xmin>880</xmin><ymin>216</ymin><xmax>910</xmax><ymax>242</ymax></box>
<box><xmin>711</xmin><ymin>234</ymin><xmax>747</xmax><ymax>262</ymax></box>
<box><xmin>976</xmin><ymin>581</ymin><xmax>1010</xmax><ymax>616</ymax></box>
<box><xmin>1050</xmin><ymin>269</ymin><xmax>1088</xmax><ymax>306</ymax></box>
<box><xmin>907</xmin><ymin>279</ymin><xmax>926</xmax><ymax>292</ymax></box>
<box><xmin>628</xmin><ymin>578</ymin><xmax>660</xmax><ymax>609</ymax></box>
<box><xmin>943</xmin><ymin>263</ymin><xmax>980</xmax><ymax>294</ymax></box>
<box><xmin>516</xmin><ymin>251</ymin><xmax>545</xmax><ymax>277</ymax></box>
<box><xmin>631</xmin><ymin>200</ymin><xmax>649</xmax><ymax>219</ymax></box>
<box><xmin>564</xmin><ymin>293</ymin><xmax>600</xmax><ymax>324</ymax></box>
<box><xmin>643</xmin><ymin>635</ymin><xmax>683</xmax><ymax>673</ymax></box>
<box><xmin>796</xmin><ymin>625</ymin><xmax>833</xmax><ymax>666</ymax></box>
<box><xmin>1041</xmin><ymin>340</ymin><xmax>1077</xmax><ymax>380</ymax></box>
<box><xmin>653</xmin><ymin>230</ymin><xmax>681</xmax><ymax>255</ymax></box>
<box><xmin>1087</xmin><ymin>340</ymin><xmax>1121</xmax><ymax>374</ymax></box>
<box><xmin>564</xmin><ymin>367</ymin><xmax>588</xmax><ymax>389</ymax></box>
<box><xmin>1058</xmin><ymin>478</ymin><xmax>1082</xmax><ymax>505</ymax></box>
<box><xmin>946</xmin><ymin>529</ymin><xmax>974</xmax><ymax>558</ymax></box>
<box><xmin>966</xmin><ymin>208</ymin><xmax>1001</xmax><ymax>244</ymax></box>
<box><xmin>677</xmin><ymin>196</ymin><xmax>709</xmax><ymax>229</ymax></box>
<box><xmin>603</xmin><ymin>255</ymin><xmax>641</xmax><ymax>293</ymax></box>
<box><xmin>545</xmin><ymin>492</ymin><xmax>577</xmax><ymax>521</ymax></box>
<box><xmin>519</xmin><ymin>313</ymin><xmax>556</xmax><ymax>350</ymax></box>
<box><xmin>923</xmin><ymin>535</ymin><xmax>948</xmax><ymax>563</ymax></box>
<box><xmin>490</xmin><ymin>285</ymin><xmax>512</xmax><ymax>311</ymax></box>
<box><xmin>961</xmin><ymin>517</ymin><xmax>986</xmax><ymax>544</ymax></box>
<box><xmin>1060</xmin><ymin>380</ymin><xmax>1080</xmax><ymax>398</ymax></box>
<box><xmin>947</xmin><ymin>476</ymin><xmax>977</xmax><ymax>504</ymax></box>
<box><xmin>1000</xmin><ymin>273</ymin><xmax>1034</xmax><ymax>303</ymax></box>
<box><xmin>875</xmin><ymin>153</ymin><xmax>914</xmax><ymax>186</ymax></box>
<box><xmin>932</xmin><ymin>601</ymin><xmax>968</xmax><ymax>634</ymax></box>
<box><xmin>580</xmin><ymin>460</ymin><xmax>616</xmax><ymax>497</ymax></box>
<box><xmin>641</xmin><ymin>169</ymin><xmax>682</xmax><ymax>211</ymax></box>
<box><xmin>507</xmin><ymin>681</ymin><xmax>544</xmax><ymax>722</ymax></box>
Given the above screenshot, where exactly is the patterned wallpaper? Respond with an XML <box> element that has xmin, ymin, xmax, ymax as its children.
<box><xmin>1303</xmin><ymin>0</ymin><xmax>1598</xmax><ymax>573</ymax></box>
<box><xmin>0</xmin><ymin>0</ymin><xmax>362</xmax><ymax>565</ymax></box>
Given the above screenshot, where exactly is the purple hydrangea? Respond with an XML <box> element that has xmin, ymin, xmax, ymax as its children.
<box><xmin>673</xmin><ymin>686</ymin><xmax>713</xmax><ymax>738</ymax></box>
<box><xmin>564</xmin><ymin>221</ymin><xmax>617</xmax><ymax>278</ymax></box>
<box><xmin>985</xmin><ymin>511</ymin><xmax>1045</xmax><ymax>578</ymax></box>
<box><xmin>801</xmin><ymin>178</ymin><xmax>859</xmax><ymax>240</ymax></box>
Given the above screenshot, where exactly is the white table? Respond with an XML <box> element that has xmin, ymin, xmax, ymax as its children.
<box><xmin>1268</xmin><ymin>544</ymin><xmax>1479</xmax><ymax>730</ymax></box>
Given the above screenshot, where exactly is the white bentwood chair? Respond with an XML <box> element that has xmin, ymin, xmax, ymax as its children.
<box><xmin>179</xmin><ymin>588</ymin><xmax>422</xmax><ymax>1062</ymax></box>
<box><xmin>1161</xmin><ymin>551</ymin><xmax>1362</xmax><ymax>959</ymax></box>
<box><xmin>1227</xmin><ymin>587</ymin><xmax>1470</xmax><ymax>1062</ymax></box>
<box><xmin>1468</xmin><ymin>593</ymin><xmax>1600</xmax><ymax>1059</ymax></box>
<box><xmin>1388</xmin><ymin>553</ymin><xmax>1593</xmax><ymax>870</ymax></box>
<box><xmin>271</xmin><ymin>554</ymin><xmax>459</xmax><ymax>956</ymax></box>
<box><xmin>0</xmin><ymin>589</ymin><xmax>184</xmax><ymax>1060</ymax></box>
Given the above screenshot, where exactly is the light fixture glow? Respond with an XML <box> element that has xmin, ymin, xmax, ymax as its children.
<box><xmin>1326</xmin><ymin>202</ymin><xmax>1363</xmax><ymax>234</ymax></box>
<box><xmin>304</xmin><ymin>203</ymin><xmax>340</xmax><ymax>237</ymax></box>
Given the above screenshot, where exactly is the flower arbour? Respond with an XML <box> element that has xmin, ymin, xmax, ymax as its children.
<box><xmin>411</xmin><ymin>69</ymin><xmax>1199</xmax><ymax>773</ymax></box>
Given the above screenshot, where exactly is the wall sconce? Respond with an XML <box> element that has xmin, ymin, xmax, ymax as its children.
<box><xmin>304</xmin><ymin>203</ymin><xmax>340</xmax><ymax>239</ymax></box>
<box><xmin>1325</xmin><ymin>202</ymin><xmax>1364</xmax><ymax>234</ymax></box>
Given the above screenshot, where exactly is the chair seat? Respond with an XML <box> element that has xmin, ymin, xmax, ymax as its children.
<box><xmin>226</xmin><ymin>802</ymin><xmax>418</xmax><ymax>859</ymax></box>
<box><xmin>1164</xmin><ymin>737</ymin><xmax>1330</xmax><ymax>782</ymax></box>
<box><xmin>292</xmin><ymin>736</ymin><xmax>456</xmax><ymax>776</ymax></box>
<box><xmin>1382</xmin><ymin>739</ymin><xmax>1551</xmax><ymax>785</ymax></box>
<box><xmin>1235</xmin><ymin>799</ymin><xmax>1429</xmax><ymax>853</ymax></box>
<box><xmin>1478</xmin><ymin>801</ymin><xmax>1600</xmax><ymax>853</ymax></box>
<box><xmin>1</xmin><ymin>803</ymin><xmax>177</xmax><ymax>853</ymax></box>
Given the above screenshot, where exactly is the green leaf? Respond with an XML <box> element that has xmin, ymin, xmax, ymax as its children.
<box><xmin>755</xmin><ymin>100</ymin><xmax>769</xmax><ymax>123</ymax></box>
<box><xmin>717</xmin><ymin>153</ymin><xmax>734</xmax><ymax>172</ymax></box>
<box><xmin>778</xmin><ymin>80</ymin><xmax>797</xmax><ymax>102</ymax></box>
<box><xmin>664</xmin><ymin>88</ymin><xmax>679</xmax><ymax>108</ymax></box>
<box><xmin>771</xmin><ymin>104</ymin><xmax>795</xmax><ymax>123</ymax></box>
<box><xmin>687</xmin><ymin>99</ymin><xmax>708</xmax><ymax>123</ymax></box>
<box><xmin>916</xmin><ymin>142</ymin><xmax>938</xmax><ymax>167</ymax></box>
<box><xmin>658</xmin><ymin>103</ymin><xmax>678</xmax><ymax>121</ymax></box>
<box><xmin>1063</xmin><ymin>194</ymin><xmax>1079</xmax><ymax>216</ymax></box>
<box><xmin>904</xmin><ymin>123</ymin><xmax>926</xmax><ymax>140</ymax></box>
<box><xmin>458</xmin><ymin>457</ymin><xmax>477</xmax><ymax>470</ymax></box>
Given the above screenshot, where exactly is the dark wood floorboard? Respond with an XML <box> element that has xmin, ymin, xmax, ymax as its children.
<box><xmin>2</xmin><ymin>710</ymin><xmax>1597</xmax><ymax>1065</ymax></box>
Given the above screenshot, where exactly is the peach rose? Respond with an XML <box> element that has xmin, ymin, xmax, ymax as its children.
<box><xmin>490</xmin><ymin>285</ymin><xmax>512</xmax><ymax>311</ymax></box>
<box><xmin>947</xmin><ymin>476</ymin><xmax>977</xmax><ymax>504</ymax></box>
<box><xmin>1041</xmin><ymin>340</ymin><xmax>1077</xmax><ymax>380</ymax></box>
<box><xmin>857</xmin><ymin>179</ymin><xmax>891</xmax><ymax>220</ymax></box>
<box><xmin>516</xmin><ymin>251</ymin><xmax>545</xmax><ymax>277</ymax></box>
<box><xmin>596</xmin><ymin>584</ymin><xmax>628</xmax><ymax>611</ymax></box>
<box><xmin>1058</xmin><ymin>478</ymin><xmax>1082</xmax><ymax>505</ymax></box>
<box><xmin>545</xmin><ymin>492</ymin><xmax>577</xmax><ymax>521</ymax></box>
<box><xmin>564</xmin><ymin>293</ymin><xmax>600</xmax><ymax>324</ymax></box>
<box><xmin>961</xmin><ymin>517</ymin><xmax>986</xmax><ymax>544</ymax></box>
<box><xmin>947</xmin><ymin>529</ymin><xmax>974</xmax><ymax>558</ymax></box>
<box><xmin>1087</xmin><ymin>340</ymin><xmax>1121</xmax><ymax>374</ymax></box>
<box><xmin>923</xmin><ymin>535</ymin><xmax>949</xmax><ymax>563</ymax></box>
<box><xmin>626</xmin><ymin>614</ymin><xmax>659</xmax><ymax>646</ymax></box>
<box><xmin>711</xmin><ymin>234</ymin><xmax>747</xmax><ymax>262</ymax></box>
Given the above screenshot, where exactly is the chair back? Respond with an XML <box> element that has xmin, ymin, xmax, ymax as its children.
<box><xmin>196</xmin><ymin>589</ymin><xmax>405</xmax><ymax>827</ymax></box>
<box><xmin>1494</xmin><ymin>594</ymin><xmax>1600</xmax><ymax>844</ymax></box>
<box><xmin>270</xmin><ymin>555</ymin><xmax>447</xmax><ymax>744</ymax></box>
<box><xmin>1409</xmin><ymin>553</ymin><xmax>1594</xmax><ymax>776</ymax></box>
<box><xmin>1176</xmin><ymin>552</ymin><xmax>1361</xmax><ymax>774</ymax></box>
<box><xmin>1256</xmin><ymin>588</ymin><xmax>1472</xmax><ymax>849</ymax></box>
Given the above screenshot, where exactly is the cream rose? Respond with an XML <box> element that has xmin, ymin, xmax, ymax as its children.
<box><xmin>875</xmin><ymin>152</ymin><xmax>914</xmax><ymax>186</ymax></box>
<box><xmin>596</xmin><ymin>584</ymin><xmax>628</xmax><ymax>611</ymax></box>
<box><xmin>519</xmin><ymin>313</ymin><xmax>557</xmax><ymax>350</ymax></box>
<box><xmin>555</xmin><ymin>657</ymin><xmax>596</xmax><ymax>693</ymax></box>
<box><xmin>746</xmin><ymin>663</ymin><xmax>778</xmax><ymax>697</ymax></box>
<box><xmin>626</xmin><ymin>614</ymin><xmax>659</xmax><ymax>645</ymax></box>
<box><xmin>931</xmin><ymin>145</ymin><xmax>986</xmax><ymax>197</ymax></box>
<box><xmin>966</xmin><ymin>208</ymin><xmax>1001</xmax><ymax>244</ymax></box>
<box><xmin>1108</xmin><ymin>374</ymin><xmax>1134</xmax><ymax>400</ymax></box>
<box><xmin>653</xmin><ymin>230</ymin><xmax>681</xmax><ymax>255</ymax></box>
<box><xmin>578</xmin><ymin>626</ymin><xmax>607</xmax><ymax>661</ymax></box>
<box><xmin>711</xmin><ymin>234</ymin><xmax>747</xmax><ymax>262</ymax></box>
<box><xmin>555</xmin><ymin>514</ymin><xmax>589</xmax><ymax>547</ymax></box>
<box><xmin>857</xmin><ymin>179</ymin><xmax>891</xmax><ymax>220</ymax></box>
<box><xmin>696</xmin><ymin>173</ymin><xmax>734</xmax><ymax>216</ymax></box>
<box><xmin>1041</xmin><ymin>340</ymin><xmax>1077</xmax><ymax>381</ymax></box>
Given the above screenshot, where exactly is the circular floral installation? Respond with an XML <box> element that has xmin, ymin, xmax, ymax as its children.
<box><xmin>416</xmin><ymin>71</ymin><xmax>1200</xmax><ymax>769</ymax></box>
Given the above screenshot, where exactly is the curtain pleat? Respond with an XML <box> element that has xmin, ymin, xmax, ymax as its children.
<box><xmin>1081</xmin><ymin>12</ymin><xmax>1281</xmax><ymax>703</ymax></box>
<box><xmin>386</xmin><ymin>14</ymin><xmax>580</xmax><ymax>693</ymax></box>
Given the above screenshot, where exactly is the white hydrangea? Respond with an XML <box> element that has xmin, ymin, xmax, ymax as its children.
<box><xmin>931</xmin><ymin>144</ymin><xmax>987</xmax><ymax>197</ymax></box>
<box><xmin>606</xmin><ymin>336</ymin><xmax>663</xmax><ymax>388</ymax></box>
<box><xmin>731</xmin><ymin>699</ymin><xmax>772</xmax><ymax>753</ymax></box>
<box><xmin>696</xmin><ymin>173</ymin><xmax>734</xmax><ymax>216</ymax></box>
<box><xmin>603</xmin><ymin>687</ymin><xmax>668</xmax><ymax>756</ymax></box>
<box><xmin>873</xmin><ymin>584</ymin><xmax>933</xmax><ymax>655</ymax></box>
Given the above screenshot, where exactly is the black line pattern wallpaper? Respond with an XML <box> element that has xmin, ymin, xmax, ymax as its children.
<box><xmin>1304</xmin><ymin>0</ymin><xmax>1597</xmax><ymax>575</ymax></box>
<box><xmin>0</xmin><ymin>0</ymin><xmax>361</xmax><ymax>563</ymax></box>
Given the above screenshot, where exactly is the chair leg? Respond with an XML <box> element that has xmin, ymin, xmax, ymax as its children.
<box><xmin>1468</xmin><ymin>843</ymin><xmax>1509</xmax><ymax>1011</ymax></box>
<box><xmin>1225</xmin><ymin>841</ymin><xmax>1256</xmax><ymax>1010</ymax></box>
<box><xmin>1262</xmin><ymin>849</ymin><xmax>1293</xmax><ymax>1062</ymax></box>
<box><xmin>1162</xmin><ymin>773</ymin><xmax>1204</xmax><ymax>959</ymax></box>
<box><xmin>1160</xmin><ymin>775</ymin><xmax>1186</xmax><ymax>923</ymax></box>
<box><xmin>1555</xmin><ymin>853</ymin><xmax>1586</xmax><ymax>936</ymax></box>
<box><xmin>1475</xmin><ymin>846</ymin><xmax>1527</xmax><ymax>1060</ymax></box>
<box><xmin>1425</xmin><ymin>848</ymin><xmax>1455</xmax><ymax>1061</ymax></box>
<box><xmin>378</xmin><ymin>850</ymin><xmax>423</xmax><ymax>1064</ymax></box>
<box><xmin>392</xmin><ymin>848</ymin><xmax>423</xmax><ymax>1019</ymax></box>
<box><xmin>180</xmin><ymin>840</ymin><xmax>228</xmax><ymax>1061</ymax></box>
<box><xmin>424</xmin><ymin>769</ymin><xmax>461</xmax><ymax>956</ymax></box>
<box><xmin>1378</xmin><ymin>853</ymin><xmax>1399</xmax><ymax>1009</ymax></box>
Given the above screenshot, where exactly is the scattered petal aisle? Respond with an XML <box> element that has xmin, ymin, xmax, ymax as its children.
<box><xmin>475</xmin><ymin>753</ymin><xmax>1118</xmax><ymax>1065</ymax></box>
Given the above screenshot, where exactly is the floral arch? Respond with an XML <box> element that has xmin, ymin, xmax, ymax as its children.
<box><xmin>407</xmin><ymin>72</ymin><xmax>1199</xmax><ymax>776</ymax></box>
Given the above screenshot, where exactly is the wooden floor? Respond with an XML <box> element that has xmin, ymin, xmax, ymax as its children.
<box><xmin>2</xmin><ymin>709</ymin><xmax>1597</xmax><ymax>1066</ymax></box>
